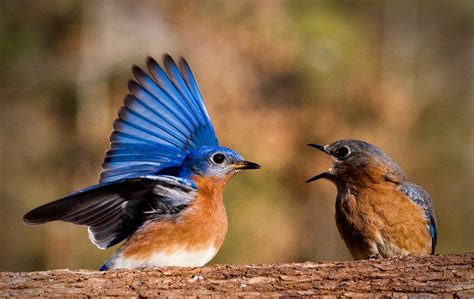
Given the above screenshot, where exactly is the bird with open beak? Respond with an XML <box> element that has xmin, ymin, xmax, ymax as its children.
<box><xmin>307</xmin><ymin>140</ymin><xmax>437</xmax><ymax>260</ymax></box>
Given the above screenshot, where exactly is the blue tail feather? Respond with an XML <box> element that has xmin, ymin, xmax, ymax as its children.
<box><xmin>99</xmin><ymin>260</ymin><xmax>110</xmax><ymax>271</ymax></box>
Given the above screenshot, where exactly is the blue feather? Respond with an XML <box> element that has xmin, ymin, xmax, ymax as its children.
<box><xmin>99</xmin><ymin>261</ymin><xmax>109</xmax><ymax>271</ymax></box>
<box><xmin>429</xmin><ymin>222</ymin><xmax>437</xmax><ymax>255</ymax></box>
<box><xmin>179</xmin><ymin>57</ymin><xmax>218</xmax><ymax>146</ymax></box>
<box><xmin>399</xmin><ymin>182</ymin><xmax>437</xmax><ymax>254</ymax></box>
<box><xmin>100</xmin><ymin>55</ymin><xmax>218</xmax><ymax>183</ymax></box>
<box><xmin>127</xmin><ymin>82</ymin><xmax>192</xmax><ymax>136</ymax></box>
<box><xmin>163</xmin><ymin>55</ymin><xmax>207</xmax><ymax>126</ymax></box>
<box><xmin>147</xmin><ymin>57</ymin><xmax>200</xmax><ymax>126</ymax></box>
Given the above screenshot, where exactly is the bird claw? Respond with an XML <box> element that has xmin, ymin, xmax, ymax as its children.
<box><xmin>367</xmin><ymin>254</ymin><xmax>382</xmax><ymax>260</ymax></box>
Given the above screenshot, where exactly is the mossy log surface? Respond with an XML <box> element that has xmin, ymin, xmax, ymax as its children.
<box><xmin>1</xmin><ymin>253</ymin><xmax>473</xmax><ymax>297</ymax></box>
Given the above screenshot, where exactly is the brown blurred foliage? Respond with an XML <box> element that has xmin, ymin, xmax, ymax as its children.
<box><xmin>0</xmin><ymin>0</ymin><xmax>472</xmax><ymax>271</ymax></box>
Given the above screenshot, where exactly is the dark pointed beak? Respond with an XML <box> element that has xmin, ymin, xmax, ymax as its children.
<box><xmin>305</xmin><ymin>172</ymin><xmax>333</xmax><ymax>183</ymax></box>
<box><xmin>306</xmin><ymin>143</ymin><xmax>334</xmax><ymax>183</ymax></box>
<box><xmin>236</xmin><ymin>160</ymin><xmax>261</xmax><ymax>170</ymax></box>
<box><xmin>307</xmin><ymin>144</ymin><xmax>328</xmax><ymax>154</ymax></box>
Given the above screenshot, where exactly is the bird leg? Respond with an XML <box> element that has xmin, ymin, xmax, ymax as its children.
<box><xmin>367</xmin><ymin>253</ymin><xmax>382</xmax><ymax>260</ymax></box>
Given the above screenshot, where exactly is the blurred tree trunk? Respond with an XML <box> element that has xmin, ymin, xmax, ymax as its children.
<box><xmin>1</xmin><ymin>253</ymin><xmax>472</xmax><ymax>297</ymax></box>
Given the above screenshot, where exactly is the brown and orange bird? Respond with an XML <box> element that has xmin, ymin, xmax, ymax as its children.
<box><xmin>307</xmin><ymin>140</ymin><xmax>437</xmax><ymax>259</ymax></box>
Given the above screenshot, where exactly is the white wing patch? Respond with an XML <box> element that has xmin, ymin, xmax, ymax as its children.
<box><xmin>148</xmin><ymin>175</ymin><xmax>198</xmax><ymax>207</ymax></box>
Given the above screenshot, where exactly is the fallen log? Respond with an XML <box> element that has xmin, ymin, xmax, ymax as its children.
<box><xmin>1</xmin><ymin>253</ymin><xmax>472</xmax><ymax>297</ymax></box>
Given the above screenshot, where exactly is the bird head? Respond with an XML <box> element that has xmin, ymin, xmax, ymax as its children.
<box><xmin>179</xmin><ymin>146</ymin><xmax>260</xmax><ymax>181</ymax></box>
<box><xmin>306</xmin><ymin>140</ymin><xmax>406</xmax><ymax>185</ymax></box>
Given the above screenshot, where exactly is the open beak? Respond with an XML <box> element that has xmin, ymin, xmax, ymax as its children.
<box><xmin>236</xmin><ymin>160</ymin><xmax>261</xmax><ymax>170</ymax></box>
<box><xmin>308</xmin><ymin>143</ymin><xmax>328</xmax><ymax>154</ymax></box>
<box><xmin>306</xmin><ymin>143</ymin><xmax>334</xmax><ymax>183</ymax></box>
<box><xmin>306</xmin><ymin>172</ymin><xmax>333</xmax><ymax>183</ymax></box>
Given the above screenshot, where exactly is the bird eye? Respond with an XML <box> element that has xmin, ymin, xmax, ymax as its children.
<box><xmin>210</xmin><ymin>153</ymin><xmax>226</xmax><ymax>165</ymax></box>
<box><xmin>334</xmin><ymin>146</ymin><xmax>350</xmax><ymax>160</ymax></box>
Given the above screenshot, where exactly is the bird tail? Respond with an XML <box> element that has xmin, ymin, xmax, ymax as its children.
<box><xmin>99</xmin><ymin>260</ymin><xmax>110</xmax><ymax>271</ymax></box>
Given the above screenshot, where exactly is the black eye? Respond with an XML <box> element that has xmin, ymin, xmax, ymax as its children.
<box><xmin>334</xmin><ymin>146</ymin><xmax>350</xmax><ymax>160</ymax></box>
<box><xmin>211</xmin><ymin>153</ymin><xmax>226</xmax><ymax>164</ymax></box>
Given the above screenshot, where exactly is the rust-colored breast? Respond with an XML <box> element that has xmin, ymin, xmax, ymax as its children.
<box><xmin>336</xmin><ymin>183</ymin><xmax>432</xmax><ymax>259</ymax></box>
<box><xmin>119</xmin><ymin>175</ymin><xmax>229</xmax><ymax>261</ymax></box>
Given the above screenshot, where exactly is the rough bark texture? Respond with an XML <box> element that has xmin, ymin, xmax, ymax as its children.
<box><xmin>1</xmin><ymin>253</ymin><xmax>472</xmax><ymax>297</ymax></box>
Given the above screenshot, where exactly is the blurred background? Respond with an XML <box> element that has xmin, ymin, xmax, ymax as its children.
<box><xmin>0</xmin><ymin>0</ymin><xmax>472</xmax><ymax>271</ymax></box>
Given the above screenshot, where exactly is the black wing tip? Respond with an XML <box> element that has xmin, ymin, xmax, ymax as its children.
<box><xmin>143</xmin><ymin>54</ymin><xmax>192</xmax><ymax>75</ymax></box>
<box><xmin>145</xmin><ymin>52</ymin><xmax>177</xmax><ymax>64</ymax></box>
<box><xmin>21</xmin><ymin>213</ymin><xmax>36</xmax><ymax>225</ymax></box>
<box><xmin>117</xmin><ymin>105</ymin><xmax>130</xmax><ymax>119</ymax></box>
<box><xmin>162</xmin><ymin>53</ymin><xmax>173</xmax><ymax>63</ymax></box>
<box><xmin>145</xmin><ymin>56</ymin><xmax>161</xmax><ymax>78</ymax></box>
<box><xmin>109</xmin><ymin>130</ymin><xmax>121</xmax><ymax>142</ymax></box>
<box><xmin>131</xmin><ymin>65</ymin><xmax>145</xmax><ymax>78</ymax></box>
<box><xmin>127</xmin><ymin>80</ymin><xmax>140</xmax><ymax>92</ymax></box>
<box><xmin>112</xmin><ymin>118</ymin><xmax>122</xmax><ymax>128</ymax></box>
<box><xmin>147</xmin><ymin>54</ymin><xmax>185</xmax><ymax>76</ymax></box>
<box><xmin>162</xmin><ymin>54</ymin><xmax>179</xmax><ymax>70</ymax></box>
<box><xmin>22</xmin><ymin>209</ymin><xmax>51</xmax><ymax>226</ymax></box>
<box><xmin>178</xmin><ymin>56</ymin><xmax>191</xmax><ymax>72</ymax></box>
<box><xmin>131</xmin><ymin>64</ymin><xmax>141</xmax><ymax>72</ymax></box>
<box><xmin>146</xmin><ymin>56</ymin><xmax>159</xmax><ymax>69</ymax></box>
<box><xmin>124</xmin><ymin>94</ymin><xmax>135</xmax><ymax>104</ymax></box>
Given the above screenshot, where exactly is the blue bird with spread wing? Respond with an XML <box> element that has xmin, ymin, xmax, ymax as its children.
<box><xmin>306</xmin><ymin>140</ymin><xmax>437</xmax><ymax>259</ymax></box>
<box><xmin>23</xmin><ymin>55</ymin><xmax>260</xmax><ymax>270</ymax></box>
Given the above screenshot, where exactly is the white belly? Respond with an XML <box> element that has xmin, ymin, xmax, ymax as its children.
<box><xmin>374</xmin><ymin>232</ymin><xmax>411</xmax><ymax>258</ymax></box>
<box><xmin>110</xmin><ymin>246</ymin><xmax>219</xmax><ymax>269</ymax></box>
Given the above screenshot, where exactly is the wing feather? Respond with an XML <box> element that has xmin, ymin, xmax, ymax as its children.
<box><xmin>100</xmin><ymin>55</ymin><xmax>218</xmax><ymax>183</ymax></box>
<box><xmin>23</xmin><ymin>176</ymin><xmax>198</xmax><ymax>249</ymax></box>
<box><xmin>399</xmin><ymin>182</ymin><xmax>437</xmax><ymax>254</ymax></box>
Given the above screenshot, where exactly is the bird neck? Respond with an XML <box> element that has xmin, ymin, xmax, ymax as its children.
<box><xmin>188</xmin><ymin>175</ymin><xmax>229</xmax><ymax>248</ymax></box>
<box><xmin>336</xmin><ymin>165</ymin><xmax>406</xmax><ymax>191</ymax></box>
<box><xmin>191</xmin><ymin>175</ymin><xmax>230</xmax><ymax>203</ymax></box>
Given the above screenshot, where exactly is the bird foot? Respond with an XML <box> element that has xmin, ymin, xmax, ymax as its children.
<box><xmin>366</xmin><ymin>253</ymin><xmax>382</xmax><ymax>260</ymax></box>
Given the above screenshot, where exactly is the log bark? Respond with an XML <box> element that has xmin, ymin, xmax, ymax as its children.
<box><xmin>1</xmin><ymin>253</ymin><xmax>472</xmax><ymax>297</ymax></box>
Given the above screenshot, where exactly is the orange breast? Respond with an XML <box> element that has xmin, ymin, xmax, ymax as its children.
<box><xmin>120</xmin><ymin>175</ymin><xmax>229</xmax><ymax>261</ymax></box>
<box><xmin>336</xmin><ymin>183</ymin><xmax>432</xmax><ymax>259</ymax></box>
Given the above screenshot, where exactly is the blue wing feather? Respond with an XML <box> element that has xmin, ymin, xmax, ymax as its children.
<box><xmin>179</xmin><ymin>58</ymin><xmax>217</xmax><ymax>144</ymax></box>
<box><xmin>163</xmin><ymin>55</ymin><xmax>207</xmax><ymax>126</ymax></box>
<box><xmin>180</xmin><ymin>58</ymin><xmax>206</xmax><ymax>115</ymax></box>
<box><xmin>100</xmin><ymin>55</ymin><xmax>218</xmax><ymax>183</ymax></box>
<box><xmin>147</xmin><ymin>57</ymin><xmax>201</xmax><ymax>126</ymax></box>
<box><xmin>399</xmin><ymin>182</ymin><xmax>437</xmax><ymax>254</ymax></box>
<box><xmin>100</xmin><ymin>164</ymin><xmax>163</xmax><ymax>182</ymax></box>
<box><xmin>120</xmin><ymin>96</ymin><xmax>189</xmax><ymax>143</ymax></box>
<box><xmin>127</xmin><ymin>81</ymin><xmax>193</xmax><ymax>137</ymax></box>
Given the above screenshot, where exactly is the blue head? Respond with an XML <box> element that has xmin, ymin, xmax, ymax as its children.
<box><xmin>306</xmin><ymin>140</ymin><xmax>406</xmax><ymax>185</ymax></box>
<box><xmin>179</xmin><ymin>146</ymin><xmax>260</xmax><ymax>180</ymax></box>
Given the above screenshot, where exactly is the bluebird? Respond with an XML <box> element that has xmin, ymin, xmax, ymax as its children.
<box><xmin>306</xmin><ymin>140</ymin><xmax>437</xmax><ymax>259</ymax></box>
<box><xmin>22</xmin><ymin>55</ymin><xmax>260</xmax><ymax>270</ymax></box>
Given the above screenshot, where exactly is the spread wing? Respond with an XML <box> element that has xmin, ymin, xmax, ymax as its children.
<box><xmin>22</xmin><ymin>175</ymin><xmax>198</xmax><ymax>249</ymax></box>
<box><xmin>101</xmin><ymin>55</ymin><xmax>219</xmax><ymax>183</ymax></box>
<box><xmin>399</xmin><ymin>182</ymin><xmax>437</xmax><ymax>254</ymax></box>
